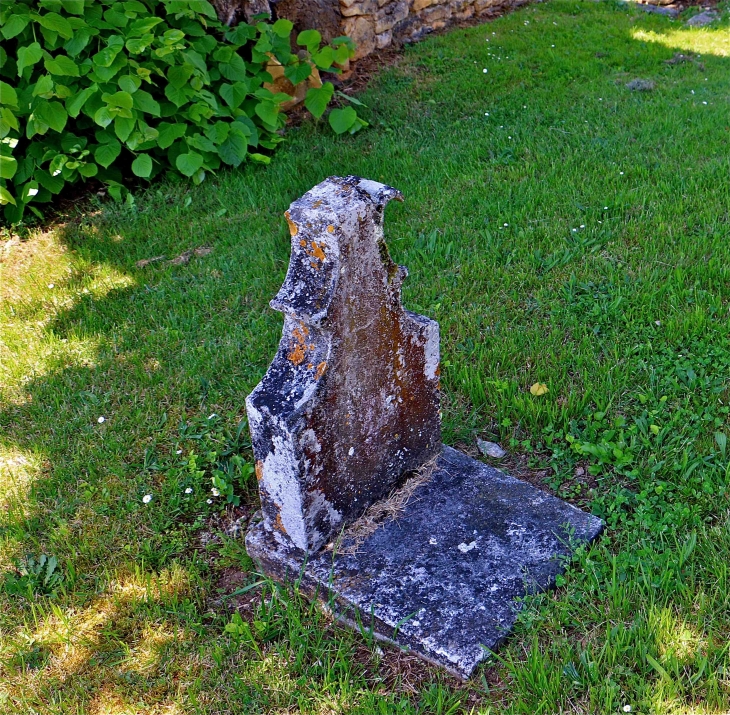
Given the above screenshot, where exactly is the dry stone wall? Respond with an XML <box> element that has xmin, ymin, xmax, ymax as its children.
<box><xmin>276</xmin><ymin>0</ymin><xmax>530</xmax><ymax>59</ymax></box>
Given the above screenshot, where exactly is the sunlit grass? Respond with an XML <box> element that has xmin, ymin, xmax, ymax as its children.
<box><xmin>633</xmin><ymin>27</ymin><xmax>730</xmax><ymax>57</ymax></box>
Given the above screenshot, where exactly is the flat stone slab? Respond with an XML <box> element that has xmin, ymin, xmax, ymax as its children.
<box><xmin>246</xmin><ymin>446</ymin><xmax>603</xmax><ymax>679</ymax></box>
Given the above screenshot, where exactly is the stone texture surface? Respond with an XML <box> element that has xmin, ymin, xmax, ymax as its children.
<box><xmin>247</xmin><ymin>446</ymin><xmax>604</xmax><ymax>679</ymax></box>
<box><xmin>685</xmin><ymin>10</ymin><xmax>717</xmax><ymax>26</ymax></box>
<box><xmin>274</xmin><ymin>0</ymin><xmax>528</xmax><ymax>58</ymax></box>
<box><xmin>246</xmin><ymin>176</ymin><xmax>441</xmax><ymax>554</ymax></box>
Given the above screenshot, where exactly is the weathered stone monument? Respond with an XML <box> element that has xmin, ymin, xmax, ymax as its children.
<box><xmin>246</xmin><ymin>176</ymin><xmax>603</xmax><ymax>678</ymax></box>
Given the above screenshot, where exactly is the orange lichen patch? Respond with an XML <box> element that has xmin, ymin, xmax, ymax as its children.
<box><xmin>327</xmin><ymin>225</ymin><xmax>335</xmax><ymax>233</ymax></box>
<box><xmin>312</xmin><ymin>199</ymin><xmax>322</xmax><ymax>208</ymax></box>
<box><xmin>299</xmin><ymin>239</ymin><xmax>307</xmax><ymax>247</ymax></box>
<box><xmin>310</xmin><ymin>241</ymin><xmax>326</xmax><ymax>261</ymax></box>
<box><xmin>255</xmin><ymin>460</ymin><xmax>263</xmax><ymax>481</ymax></box>
<box><xmin>315</xmin><ymin>361</ymin><xmax>327</xmax><ymax>380</ymax></box>
<box><xmin>285</xmin><ymin>210</ymin><xmax>298</xmax><ymax>236</ymax></box>
<box><xmin>288</xmin><ymin>325</ymin><xmax>309</xmax><ymax>365</ymax></box>
<box><xmin>274</xmin><ymin>513</ymin><xmax>287</xmax><ymax>533</ymax></box>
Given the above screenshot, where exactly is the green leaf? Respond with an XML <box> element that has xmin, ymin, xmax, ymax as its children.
<box><xmin>157</xmin><ymin>122</ymin><xmax>187</xmax><ymax>149</ymax></box>
<box><xmin>94</xmin><ymin>139</ymin><xmax>121</xmax><ymax>168</ymax></box>
<box><xmin>125</xmin><ymin>34</ymin><xmax>154</xmax><ymax>54</ymax></box>
<box><xmin>61</xmin><ymin>0</ymin><xmax>85</xmax><ymax>14</ymax></box>
<box><xmin>297</xmin><ymin>29</ymin><xmax>322</xmax><ymax>49</ymax></box>
<box><xmin>328</xmin><ymin>106</ymin><xmax>357</xmax><ymax>134</ymax></box>
<box><xmin>66</xmin><ymin>85</ymin><xmax>97</xmax><ymax>118</ymax></box>
<box><xmin>0</xmin><ymin>154</ymin><xmax>18</xmax><ymax>179</ymax></box>
<box><xmin>35</xmin><ymin>100</ymin><xmax>68</xmax><ymax>132</ymax></box>
<box><xmin>219</xmin><ymin>82</ymin><xmax>248</xmax><ymax>109</ymax></box>
<box><xmin>312</xmin><ymin>46</ymin><xmax>334</xmax><ymax>70</ymax></box>
<box><xmin>118</xmin><ymin>75</ymin><xmax>141</xmax><ymax>94</ymax></box>
<box><xmin>127</xmin><ymin>17</ymin><xmax>163</xmax><ymax>36</ymax></box>
<box><xmin>114</xmin><ymin>115</ymin><xmax>136</xmax><ymax>142</ymax></box>
<box><xmin>205</xmin><ymin>121</ymin><xmax>229</xmax><ymax>145</ymax></box>
<box><xmin>167</xmin><ymin>64</ymin><xmax>194</xmax><ymax>89</ymax></box>
<box><xmin>304</xmin><ymin>82</ymin><xmax>334</xmax><ymax>119</ymax></box>
<box><xmin>33</xmin><ymin>75</ymin><xmax>55</xmax><ymax>97</ymax></box>
<box><xmin>225</xmin><ymin>24</ymin><xmax>257</xmax><ymax>45</ymax></box>
<box><xmin>176</xmin><ymin>151</ymin><xmax>204</xmax><ymax>177</ymax></box>
<box><xmin>284</xmin><ymin>62</ymin><xmax>311</xmax><ymax>86</ymax></box>
<box><xmin>44</xmin><ymin>54</ymin><xmax>79</xmax><ymax>76</ymax></box>
<box><xmin>272</xmin><ymin>19</ymin><xmax>294</xmax><ymax>38</ymax></box>
<box><xmin>2</xmin><ymin>15</ymin><xmax>30</xmax><ymax>40</ymax></box>
<box><xmin>64</xmin><ymin>28</ymin><xmax>92</xmax><ymax>57</ymax></box>
<box><xmin>78</xmin><ymin>162</ymin><xmax>98</xmax><ymax>178</ymax></box>
<box><xmin>132</xmin><ymin>90</ymin><xmax>160</xmax><ymax>116</ymax></box>
<box><xmin>217</xmin><ymin>128</ymin><xmax>247</xmax><ymax>167</ymax></box>
<box><xmin>17</xmin><ymin>43</ymin><xmax>44</xmax><ymax>77</ymax></box>
<box><xmin>186</xmin><ymin>133</ymin><xmax>216</xmax><ymax>153</ymax></box>
<box><xmin>0</xmin><ymin>186</ymin><xmax>16</xmax><ymax>206</ymax></box>
<box><xmin>218</xmin><ymin>54</ymin><xmax>246</xmax><ymax>82</ymax></box>
<box><xmin>0</xmin><ymin>82</ymin><xmax>18</xmax><ymax>108</ymax></box>
<box><xmin>0</xmin><ymin>107</ymin><xmax>19</xmax><ymax>134</ymax></box>
<box><xmin>254</xmin><ymin>100</ymin><xmax>279</xmax><ymax>127</ymax></box>
<box><xmin>21</xmin><ymin>181</ymin><xmax>40</xmax><ymax>203</ymax></box>
<box><xmin>93</xmin><ymin>105</ymin><xmax>114</xmax><ymax>128</ymax></box>
<box><xmin>335</xmin><ymin>90</ymin><xmax>367</xmax><ymax>107</ymax></box>
<box><xmin>249</xmin><ymin>153</ymin><xmax>271</xmax><ymax>164</ymax></box>
<box><xmin>38</xmin><ymin>12</ymin><xmax>74</xmax><ymax>40</ymax></box>
<box><xmin>131</xmin><ymin>153</ymin><xmax>152</xmax><ymax>177</ymax></box>
<box><xmin>36</xmin><ymin>169</ymin><xmax>65</xmax><ymax>193</ymax></box>
<box><xmin>103</xmin><ymin>91</ymin><xmax>134</xmax><ymax>110</ymax></box>
<box><xmin>164</xmin><ymin>83</ymin><xmax>189</xmax><ymax>108</ymax></box>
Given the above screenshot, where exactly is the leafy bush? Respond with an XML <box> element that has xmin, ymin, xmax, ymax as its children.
<box><xmin>0</xmin><ymin>0</ymin><xmax>364</xmax><ymax>224</ymax></box>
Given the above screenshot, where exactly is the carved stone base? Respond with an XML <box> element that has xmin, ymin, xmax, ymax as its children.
<box><xmin>246</xmin><ymin>446</ymin><xmax>603</xmax><ymax>679</ymax></box>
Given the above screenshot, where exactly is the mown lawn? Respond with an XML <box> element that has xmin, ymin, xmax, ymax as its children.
<box><xmin>2</xmin><ymin>1</ymin><xmax>730</xmax><ymax>712</ymax></box>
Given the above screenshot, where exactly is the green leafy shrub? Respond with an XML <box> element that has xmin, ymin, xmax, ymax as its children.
<box><xmin>0</xmin><ymin>0</ymin><xmax>364</xmax><ymax>224</ymax></box>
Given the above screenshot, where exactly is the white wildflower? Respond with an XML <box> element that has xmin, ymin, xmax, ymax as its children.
<box><xmin>211</xmin><ymin>488</ymin><xmax>220</xmax><ymax>497</ymax></box>
<box><xmin>206</xmin><ymin>498</ymin><xmax>213</xmax><ymax>504</ymax></box>
<box><xmin>97</xmin><ymin>416</ymin><xmax>105</xmax><ymax>423</ymax></box>
<box><xmin>142</xmin><ymin>494</ymin><xmax>152</xmax><ymax>504</ymax></box>
<box><xmin>185</xmin><ymin>487</ymin><xmax>193</xmax><ymax>494</ymax></box>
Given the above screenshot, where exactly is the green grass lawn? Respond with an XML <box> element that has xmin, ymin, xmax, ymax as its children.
<box><xmin>2</xmin><ymin>1</ymin><xmax>730</xmax><ymax>712</ymax></box>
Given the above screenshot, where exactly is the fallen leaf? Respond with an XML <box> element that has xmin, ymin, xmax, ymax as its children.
<box><xmin>530</xmin><ymin>382</ymin><xmax>549</xmax><ymax>396</ymax></box>
<box><xmin>135</xmin><ymin>255</ymin><xmax>166</xmax><ymax>268</ymax></box>
<box><xmin>169</xmin><ymin>250</ymin><xmax>193</xmax><ymax>266</ymax></box>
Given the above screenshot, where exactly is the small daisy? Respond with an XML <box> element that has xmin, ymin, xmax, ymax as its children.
<box><xmin>623</xmin><ymin>707</ymin><xmax>632</xmax><ymax>713</ymax></box>
<box><xmin>483</xmin><ymin>68</ymin><xmax>488</xmax><ymax>73</ymax></box>
<box><xmin>176</xmin><ymin>449</ymin><xmax>182</xmax><ymax>454</ymax></box>
<box><xmin>580</xmin><ymin>224</ymin><xmax>585</xmax><ymax>228</ymax></box>
<box><xmin>48</xmin><ymin>283</ymin><xmax>55</xmax><ymax>289</ymax></box>
<box><xmin>185</xmin><ymin>487</ymin><xmax>193</xmax><ymax>494</ymax></box>
<box><xmin>206</xmin><ymin>498</ymin><xmax>213</xmax><ymax>504</ymax></box>
<box><xmin>97</xmin><ymin>416</ymin><xmax>106</xmax><ymax>424</ymax></box>
<box><xmin>142</xmin><ymin>494</ymin><xmax>152</xmax><ymax>504</ymax></box>
<box><xmin>211</xmin><ymin>488</ymin><xmax>220</xmax><ymax>497</ymax></box>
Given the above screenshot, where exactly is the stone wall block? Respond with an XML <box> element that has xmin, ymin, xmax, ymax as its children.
<box><xmin>343</xmin><ymin>15</ymin><xmax>377</xmax><ymax>57</ymax></box>
<box><xmin>375</xmin><ymin>0</ymin><xmax>409</xmax><ymax>33</ymax></box>
<box><xmin>376</xmin><ymin>29</ymin><xmax>393</xmax><ymax>48</ymax></box>
<box><xmin>412</xmin><ymin>0</ymin><xmax>434</xmax><ymax>12</ymax></box>
<box><xmin>420</xmin><ymin>3</ymin><xmax>452</xmax><ymax>23</ymax></box>
<box><xmin>341</xmin><ymin>0</ymin><xmax>378</xmax><ymax>16</ymax></box>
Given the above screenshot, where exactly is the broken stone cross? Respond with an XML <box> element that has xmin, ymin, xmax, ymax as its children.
<box><xmin>246</xmin><ymin>176</ymin><xmax>603</xmax><ymax>679</ymax></box>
